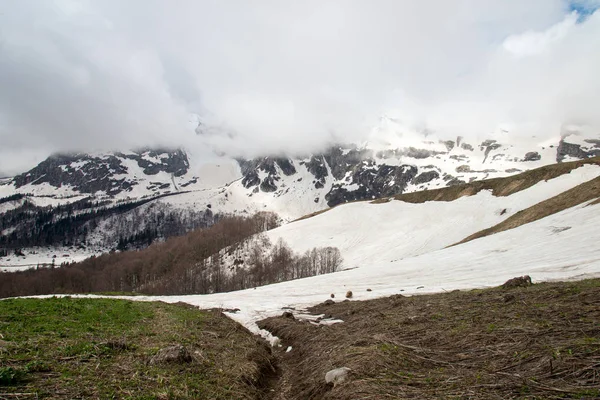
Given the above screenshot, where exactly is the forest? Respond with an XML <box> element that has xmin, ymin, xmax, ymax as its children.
<box><xmin>0</xmin><ymin>193</ymin><xmax>217</xmax><ymax>251</ymax></box>
<box><xmin>0</xmin><ymin>212</ymin><xmax>342</xmax><ymax>298</ymax></box>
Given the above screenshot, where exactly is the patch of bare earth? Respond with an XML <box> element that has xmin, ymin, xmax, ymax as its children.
<box><xmin>258</xmin><ymin>279</ymin><xmax>600</xmax><ymax>399</ymax></box>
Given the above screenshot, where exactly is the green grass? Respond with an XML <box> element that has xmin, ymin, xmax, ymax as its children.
<box><xmin>0</xmin><ymin>297</ymin><xmax>271</xmax><ymax>399</ymax></box>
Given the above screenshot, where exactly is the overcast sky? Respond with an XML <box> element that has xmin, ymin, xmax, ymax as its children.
<box><xmin>0</xmin><ymin>0</ymin><xmax>599</xmax><ymax>175</ymax></box>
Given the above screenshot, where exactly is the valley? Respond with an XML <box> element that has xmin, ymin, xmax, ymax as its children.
<box><xmin>2</xmin><ymin>155</ymin><xmax>600</xmax><ymax>399</ymax></box>
<box><xmin>2</xmin><ymin>2</ymin><xmax>600</xmax><ymax>398</ymax></box>
<box><xmin>1</xmin><ymin>129</ymin><xmax>599</xmax><ymax>270</ymax></box>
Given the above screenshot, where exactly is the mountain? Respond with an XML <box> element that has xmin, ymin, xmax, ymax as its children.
<box><xmin>4</xmin><ymin>157</ymin><xmax>599</xmax><ymax>346</ymax></box>
<box><xmin>1</xmin><ymin>120</ymin><xmax>599</xmax><ymax>268</ymax></box>
<box><xmin>97</xmin><ymin>157</ymin><xmax>600</xmax><ymax>343</ymax></box>
<box><xmin>197</xmin><ymin>157</ymin><xmax>600</xmax><ymax>280</ymax></box>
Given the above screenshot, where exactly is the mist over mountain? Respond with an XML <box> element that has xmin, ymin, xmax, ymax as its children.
<box><xmin>1</xmin><ymin>1</ymin><xmax>599</xmax><ymax>175</ymax></box>
<box><xmin>2</xmin><ymin>4</ymin><xmax>600</xmax><ymax>399</ymax></box>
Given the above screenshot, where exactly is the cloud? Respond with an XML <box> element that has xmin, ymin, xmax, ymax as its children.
<box><xmin>568</xmin><ymin>0</ymin><xmax>600</xmax><ymax>20</ymax></box>
<box><xmin>502</xmin><ymin>12</ymin><xmax>579</xmax><ymax>56</ymax></box>
<box><xmin>0</xmin><ymin>0</ymin><xmax>598</xmax><ymax>174</ymax></box>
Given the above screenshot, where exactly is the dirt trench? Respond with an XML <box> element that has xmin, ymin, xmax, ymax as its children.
<box><xmin>254</xmin><ymin>279</ymin><xmax>600</xmax><ymax>399</ymax></box>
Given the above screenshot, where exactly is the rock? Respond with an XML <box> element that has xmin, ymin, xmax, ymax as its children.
<box><xmin>345</xmin><ymin>291</ymin><xmax>353</xmax><ymax>299</ymax></box>
<box><xmin>325</xmin><ymin>367</ymin><xmax>351</xmax><ymax>386</ymax></box>
<box><xmin>502</xmin><ymin>275</ymin><xmax>533</xmax><ymax>289</ymax></box>
<box><xmin>305</xmin><ymin>156</ymin><xmax>329</xmax><ymax>188</ymax></box>
<box><xmin>13</xmin><ymin>149</ymin><xmax>189</xmax><ymax>195</ymax></box>
<box><xmin>366</xmin><ymin>288</ymin><xmax>372</xmax><ymax>292</ymax></box>
<box><xmin>480</xmin><ymin>140</ymin><xmax>502</xmax><ymax>163</ymax></box>
<box><xmin>557</xmin><ymin>139</ymin><xmax>600</xmax><ymax>162</ymax></box>
<box><xmin>260</xmin><ymin>176</ymin><xmax>278</xmax><ymax>192</ymax></box>
<box><xmin>150</xmin><ymin>345</ymin><xmax>192</xmax><ymax>365</ymax></box>
<box><xmin>413</xmin><ymin>170</ymin><xmax>439</xmax><ymax>185</ymax></box>
<box><xmin>325</xmin><ymin>163</ymin><xmax>418</xmax><ymax>207</ymax></box>
<box><xmin>274</xmin><ymin>158</ymin><xmax>297</xmax><ymax>176</ymax></box>
<box><xmin>322</xmin><ymin>299</ymin><xmax>335</xmax><ymax>306</ymax></box>
<box><xmin>282</xmin><ymin>311</ymin><xmax>295</xmax><ymax>320</ymax></box>
<box><xmin>239</xmin><ymin>157</ymin><xmax>296</xmax><ymax>192</ymax></box>
<box><xmin>523</xmin><ymin>152</ymin><xmax>541</xmax><ymax>162</ymax></box>
<box><xmin>441</xmin><ymin>140</ymin><xmax>455</xmax><ymax>152</ymax></box>
<box><xmin>503</xmin><ymin>293</ymin><xmax>516</xmax><ymax>303</ymax></box>
<box><xmin>330</xmin><ymin>293</ymin><xmax>335</xmax><ymax>298</ymax></box>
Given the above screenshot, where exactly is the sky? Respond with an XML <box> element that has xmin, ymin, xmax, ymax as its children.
<box><xmin>0</xmin><ymin>0</ymin><xmax>599</xmax><ymax>176</ymax></box>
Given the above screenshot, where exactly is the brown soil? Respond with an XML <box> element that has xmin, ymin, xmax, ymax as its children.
<box><xmin>258</xmin><ymin>279</ymin><xmax>600</xmax><ymax>399</ymax></box>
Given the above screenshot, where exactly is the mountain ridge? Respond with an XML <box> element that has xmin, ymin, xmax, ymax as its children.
<box><xmin>1</xmin><ymin>129</ymin><xmax>599</xmax><ymax>268</ymax></box>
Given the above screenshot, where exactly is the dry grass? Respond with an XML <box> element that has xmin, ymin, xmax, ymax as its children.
<box><xmin>391</xmin><ymin>156</ymin><xmax>600</xmax><ymax>204</ymax></box>
<box><xmin>259</xmin><ymin>279</ymin><xmax>600</xmax><ymax>399</ymax></box>
<box><xmin>292</xmin><ymin>208</ymin><xmax>331</xmax><ymax>222</ymax></box>
<box><xmin>293</xmin><ymin>157</ymin><xmax>600</xmax><ymax>223</ymax></box>
<box><xmin>454</xmin><ymin>176</ymin><xmax>600</xmax><ymax>246</ymax></box>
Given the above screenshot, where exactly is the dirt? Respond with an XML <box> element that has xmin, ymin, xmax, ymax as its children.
<box><xmin>258</xmin><ymin>279</ymin><xmax>600</xmax><ymax>399</ymax></box>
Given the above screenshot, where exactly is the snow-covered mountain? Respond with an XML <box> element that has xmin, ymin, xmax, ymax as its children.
<box><xmin>193</xmin><ymin>159</ymin><xmax>600</xmax><ymax>281</ymax></box>
<box><xmin>25</xmin><ymin>159</ymin><xmax>600</xmax><ymax>345</ymax></box>
<box><xmin>156</xmin><ymin>178</ymin><xmax>600</xmax><ymax>344</ymax></box>
<box><xmin>1</xmin><ymin>118</ymin><xmax>599</xmax><ymax>268</ymax></box>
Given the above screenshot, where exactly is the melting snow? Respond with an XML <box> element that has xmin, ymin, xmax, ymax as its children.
<box><xmin>16</xmin><ymin>165</ymin><xmax>600</xmax><ymax>345</ymax></box>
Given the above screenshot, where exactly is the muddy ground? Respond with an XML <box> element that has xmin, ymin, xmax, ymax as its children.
<box><xmin>259</xmin><ymin>278</ymin><xmax>600</xmax><ymax>399</ymax></box>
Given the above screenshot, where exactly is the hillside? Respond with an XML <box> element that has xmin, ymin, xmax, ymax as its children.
<box><xmin>1</xmin><ymin>129</ymin><xmax>598</xmax><ymax>269</ymax></box>
<box><xmin>2</xmin><ymin>157</ymin><xmax>600</xmax><ymax>399</ymax></box>
<box><xmin>259</xmin><ymin>278</ymin><xmax>600</xmax><ymax>399</ymax></box>
<box><xmin>3</xmin><ymin>281</ymin><xmax>598</xmax><ymax>399</ymax></box>
<box><xmin>456</xmin><ymin>174</ymin><xmax>600</xmax><ymax>245</ymax></box>
<box><xmin>0</xmin><ymin>297</ymin><xmax>274</xmax><ymax>399</ymax></box>
<box><xmin>215</xmin><ymin>158</ymin><xmax>600</xmax><ymax>272</ymax></box>
<box><xmin>25</xmin><ymin>163</ymin><xmax>598</xmax><ymax>347</ymax></box>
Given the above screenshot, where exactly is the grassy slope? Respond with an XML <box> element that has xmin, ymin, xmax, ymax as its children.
<box><xmin>259</xmin><ymin>279</ymin><xmax>600</xmax><ymax>400</ymax></box>
<box><xmin>0</xmin><ymin>298</ymin><xmax>273</xmax><ymax>399</ymax></box>
<box><xmin>294</xmin><ymin>157</ymin><xmax>600</xmax><ymax>222</ymax></box>
<box><xmin>392</xmin><ymin>156</ymin><xmax>600</xmax><ymax>203</ymax></box>
<box><xmin>454</xmin><ymin>175</ymin><xmax>600</xmax><ymax>246</ymax></box>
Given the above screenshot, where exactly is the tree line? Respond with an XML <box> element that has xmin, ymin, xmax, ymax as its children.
<box><xmin>142</xmin><ymin>236</ymin><xmax>342</xmax><ymax>295</ymax></box>
<box><xmin>0</xmin><ymin>194</ymin><xmax>217</xmax><ymax>251</ymax></box>
<box><xmin>0</xmin><ymin>212</ymin><xmax>342</xmax><ymax>298</ymax></box>
<box><xmin>0</xmin><ymin>212</ymin><xmax>281</xmax><ymax>297</ymax></box>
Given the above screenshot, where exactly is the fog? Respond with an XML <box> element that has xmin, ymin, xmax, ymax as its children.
<box><xmin>0</xmin><ymin>0</ymin><xmax>598</xmax><ymax>174</ymax></box>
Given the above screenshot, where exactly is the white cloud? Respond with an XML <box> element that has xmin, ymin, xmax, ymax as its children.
<box><xmin>0</xmin><ymin>0</ymin><xmax>598</xmax><ymax>174</ymax></box>
<box><xmin>503</xmin><ymin>12</ymin><xmax>578</xmax><ymax>56</ymax></box>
